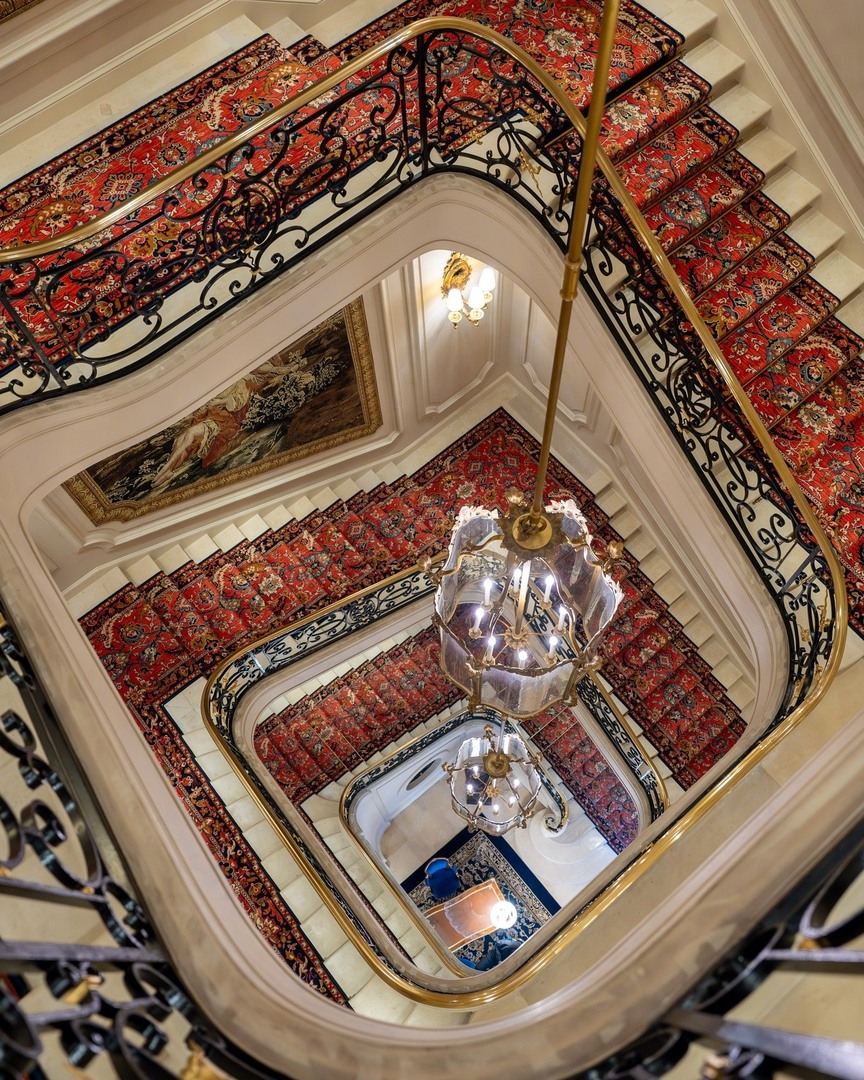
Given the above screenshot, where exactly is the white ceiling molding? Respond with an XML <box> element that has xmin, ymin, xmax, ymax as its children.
<box><xmin>714</xmin><ymin>0</ymin><xmax>864</xmax><ymax>253</ymax></box>
<box><xmin>770</xmin><ymin>0</ymin><xmax>864</xmax><ymax>166</ymax></box>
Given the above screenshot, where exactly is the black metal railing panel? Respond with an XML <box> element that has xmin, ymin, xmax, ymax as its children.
<box><xmin>0</xmin><ymin>598</ymin><xmax>294</xmax><ymax>1080</ymax></box>
<box><xmin>581</xmin><ymin>181</ymin><xmax>837</xmax><ymax>724</ymax></box>
<box><xmin>0</xmin><ymin>30</ymin><xmax>572</xmax><ymax>416</ymax></box>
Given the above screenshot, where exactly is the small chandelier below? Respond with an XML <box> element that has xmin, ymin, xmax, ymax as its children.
<box><xmin>442</xmin><ymin>251</ymin><xmax>496</xmax><ymax>327</ymax></box>
<box><xmin>443</xmin><ymin>720</ymin><xmax>544</xmax><ymax>835</ymax></box>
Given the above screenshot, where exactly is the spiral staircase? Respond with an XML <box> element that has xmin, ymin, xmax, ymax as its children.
<box><xmin>1</xmin><ymin>0</ymin><xmax>863</xmax><ymax>1078</ymax></box>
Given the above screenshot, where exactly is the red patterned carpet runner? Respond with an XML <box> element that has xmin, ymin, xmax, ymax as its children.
<box><xmin>253</xmin><ymin>627</ymin><xmax>641</xmax><ymax>853</ymax></box>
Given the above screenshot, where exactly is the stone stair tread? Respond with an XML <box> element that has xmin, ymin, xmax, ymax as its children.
<box><xmin>212</xmin><ymin>523</ymin><xmax>246</xmax><ymax>552</ymax></box>
<box><xmin>67</xmin><ymin>566</ymin><xmax>130</xmax><ymax>619</ymax></box>
<box><xmin>811</xmin><ymin>250</ymin><xmax>864</xmax><ymax>303</ymax></box>
<box><xmin>325</xmin><ymin>940</ymin><xmax>378</xmax><ymax>1000</ymax></box>
<box><xmin>838</xmin><ymin>291</ymin><xmax>864</xmax><ymax>337</ymax></box>
<box><xmin>311</xmin><ymin>485</ymin><xmax>340</xmax><ymax>510</ymax></box>
<box><xmin>333</xmin><ymin>477</ymin><xmax>360</xmax><ymax>501</ymax></box>
<box><xmin>652</xmin><ymin>0</ymin><xmax>717</xmax><ymax>43</ymax></box>
<box><xmin>376</xmin><ymin>461</ymin><xmax>404</xmax><ymax>484</ymax></box>
<box><xmin>238</xmin><ymin>513</ymin><xmax>270</xmax><ymax>540</ymax></box>
<box><xmin>685</xmin><ymin>38</ymin><xmax>744</xmax><ymax>93</ymax></box>
<box><xmin>763</xmin><ymin>167</ymin><xmax>821</xmax><ymax>219</ymax></box>
<box><xmin>723</xmin><ymin>676</ymin><xmax>755</xmax><ymax>713</ymax></box>
<box><xmin>266</xmin><ymin>14</ymin><xmax>308</xmax><ymax>48</ymax></box>
<box><xmin>712</xmin><ymin>84</ymin><xmax>770</xmax><ymax>136</ymax></box>
<box><xmin>710</xmin><ymin>656</ymin><xmax>744</xmax><ymax>690</ymax></box>
<box><xmin>738</xmin><ymin>127</ymin><xmax>795</xmax><ymax>176</ymax></box>
<box><xmin>786</xmin><ymin>208</ymin><xmax>844</xmax><ymax>260</ymax></box>
<box><xmin>656</xmin><ymin>573</ymin><xmax>687</xmax><ymax>606</ymax></box>
<box><xmin>287</xmin><ymin>494</ymin><xmax>318</xmax><ymax>519</ymax></box>
<box><xmin>124</xmin><ymin>554</ymin><xmax>160</xmax><ymax>587</ymax></box>
<box><xmin>262</xmin><ymin>504</ymin><xmax>294</xmax><ymax>530</ymax></box>
<box><xmin>185</xmin><ymin>534</ymin><xmax>219</xmax><ymax>564</ymax></box>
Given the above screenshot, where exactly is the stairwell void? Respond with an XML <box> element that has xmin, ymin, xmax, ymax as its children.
<box><xmin>1</xmin><ymin>0</ymin><xmax>859</xmax><ymax>1056</ymax></box>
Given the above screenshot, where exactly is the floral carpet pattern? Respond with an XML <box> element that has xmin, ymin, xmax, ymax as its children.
<box><xmin>403</xmin><ymin>828</ymin><xmax>561</xmax><ymax>966</ymax></box>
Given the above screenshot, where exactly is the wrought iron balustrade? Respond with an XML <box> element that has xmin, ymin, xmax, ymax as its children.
<box><xmin>0</xmin><ymin>23</ymin><xmax>574</xmax><ymax>414</ymax></box>
<box><xmin>581</xmin><ymin>184</ymin><xmax>837</xmax><ymax>724</ymax></box>
<box><xmin>0</xmin><ymin>20</ymin><xmax>843</xmax><ymax>743</ymax></box>
<box><xmin>0</xmin><ymin>598</ymin><xmax>292</xmax><ymax>1080</ymax></box>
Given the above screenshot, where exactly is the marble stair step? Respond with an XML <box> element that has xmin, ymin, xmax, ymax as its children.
<box><xmin>310</xmin><ymin>485</ymin><xmax>340</xmax><ymax>512</ymax></box>
<box><xmin>211</xmin><ymin>523</ymin><xmax>246</xmax><ymax>553</ymax></box>
<box><xmin>66</xmin><ymin>566</ymin><xmax>130</xmax><ymax>619</ymax></box>
<box><xmin>811</xmin><ymin>250</ymin><xmax>864</xmax><ymax>304</ymax></box>
<box><xmin>786</xmin><ymin>209</ymin><xmax>845</xmax><ymax>261</ymax></box>
<box><xmin>763</xmin><ymin>168</ymin><xmax>821</xmax><ymax>220</ymax></box>
<box><xmin>838</xmin><ymin>291</ymin><xmax>864</xmax><ymax>337</ymax></box>
<box><xmin>263</xmin><ymin>502</ymin><xmax>298</xmax><ymax>531</ymax></box>
<box><xmin>237</xmin><ymin>513</ymin><xmax>270</xmax><ymax>541</ymax></box>
<box><xmin>264</xmin><ymin>15</ymin><xmax>307</xmax><ymax>48</ymax></box>
<box><xmin>123</xmin><ymin>554</ymin><xmax>160</xmax><ymax>587</ymax></box>
<box><xmin>153</xmin><ymin>544</ymin><xmax>191</xmax><ymax>578</ymax></box>
<box><xmin>685</xmin><ymin>38</ymin><xmax>744</xmax><ymax>96</ymax></box>
<box><xmin>184</xmin><ymin>533</ymin><xmax>219</xmax><ymax>564</ymax></box>
<box><xmin>723</xmin><ymin>675</ymin><xmax>756</xmax><ymax>714</ymax></box>
<box><xmin>657</xmin><ymin>573</ymin><xmax>688</xmax><ymax>609</ymax></box>
<box><xmin>712</xmin><ymin>84</ymin><xmax>771</xmax><ymax>138</ymax></box>
<box><xmin>332</xmin><ymin>477</ymin><xmax>362</xmax><ymax>502</ymax></box>
<box><xmin>643</xmin><ymin>0</ymin><xmax>716</xmax><ymax>45</ymax></box>
<box><xmin>738</xmin><ymin>128</ymin><xmax>795</xmax><ymax>179</ymax></box>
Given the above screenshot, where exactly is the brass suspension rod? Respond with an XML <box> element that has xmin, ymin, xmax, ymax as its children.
<box><xmin>529</xmin><ymin>0</ymin><xmax>621</xmax><ymax>522</ymax></box>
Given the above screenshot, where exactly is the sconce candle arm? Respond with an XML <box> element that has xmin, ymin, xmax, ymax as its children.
<box><xmin>528</xmin><ymin>0</ymin><xmax>622</xmax><ymax>522</ymax></box>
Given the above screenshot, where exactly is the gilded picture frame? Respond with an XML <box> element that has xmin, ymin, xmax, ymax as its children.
<box><xmin>65</xmin><ymin>299</ymin><xmax>381</xmax><ymax>523</ymax></box>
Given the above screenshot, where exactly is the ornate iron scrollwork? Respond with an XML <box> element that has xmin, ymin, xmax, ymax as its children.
<box><xmin>0</xmin><ymin>596</ymin><xmax>293</xmax><ymax>1079</ymax></box>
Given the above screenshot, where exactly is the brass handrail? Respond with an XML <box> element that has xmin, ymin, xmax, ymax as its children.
<box><xmin>14</xmin><ymin>16</ymin><xmax>847</xmax><ymax>1004</ymax></box>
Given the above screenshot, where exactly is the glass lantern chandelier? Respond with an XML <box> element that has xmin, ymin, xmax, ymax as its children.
<box><xmin>443</xmin><ymin>721</ymin><xmax>543</xmax><ymax>835</ymax></box>
<box><xmin>431</xmin><ymin>493</ymin><xmax>622</xmax><ymax>720</ymax></box>
<box><xmin>431</xmin><ymin>0</ymin><xmax>624</xmax><ymax>836</ymax></box>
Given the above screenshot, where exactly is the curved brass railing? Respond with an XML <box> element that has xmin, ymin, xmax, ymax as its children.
<box><xmin>4</xmin><ymin>18</ymin><xmax>846</xmax><ymax>1004</ymax></box>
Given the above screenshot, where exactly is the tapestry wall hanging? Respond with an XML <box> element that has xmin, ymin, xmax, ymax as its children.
<box><xmin>66</xmin><ymin>299</ymin><xmax>381</xmax><ymax>523</ymax></box>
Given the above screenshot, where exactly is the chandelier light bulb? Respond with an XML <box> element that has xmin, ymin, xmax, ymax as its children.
<box><xmin>478</xmin><ymin>265</ymin><xmax>497</xmax><ymax>294</ymax></box>
<box><xmin>483</xmin><ymin>577</ymin><xmax>493</xmax><ymax>605</ymax></box>
<box><xmin>485</xmin><ymin>635</ymin><xmax>496</xmax><ymax>662</ymax></box>
<box><xmin>472</xmin><ymin>606</ymin><xmax>485</xmax><ymax>634</ymax></box>
<box><xmin>446</xmin><ymin>287</ymin><xmax>463</xmax><ymax>312</ymax></box>
<box><xmin>547</xmin><ymin>634</ymin><xmax>559</xmax><ymax>660</ymax></box>
<box><xmin>543</xmin><ymin>574</ymin><xmax>554</xmax><ymax>603</ymax></box>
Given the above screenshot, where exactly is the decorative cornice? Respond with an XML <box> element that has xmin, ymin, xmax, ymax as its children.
<box><xmin>722</xmin><ymin>0</ymin><xmax>864</xmax><ymax>249</ymax></box>
<box><xmin>0</xmin><ymin>0</ymin><xmax>49</xmax><ymax>22</ymax></box>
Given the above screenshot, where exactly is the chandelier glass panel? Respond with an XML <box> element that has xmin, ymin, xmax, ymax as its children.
<box><xmin>433</xmin><ymin>494</ymin><xmax>622</xmax><ymax>721</ymax></box>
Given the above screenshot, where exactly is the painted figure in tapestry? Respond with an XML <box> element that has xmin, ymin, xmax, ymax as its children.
<box><xmin>66</xmin><ymin>301</ymin><xmax>380</xmax><ymax>521</ymax></box>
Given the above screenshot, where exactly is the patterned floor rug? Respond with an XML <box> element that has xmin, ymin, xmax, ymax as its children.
<box><xmin>402</xmin><ymin>827</ymin><xmax>561</xmax><ymax>967</ymax></box>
